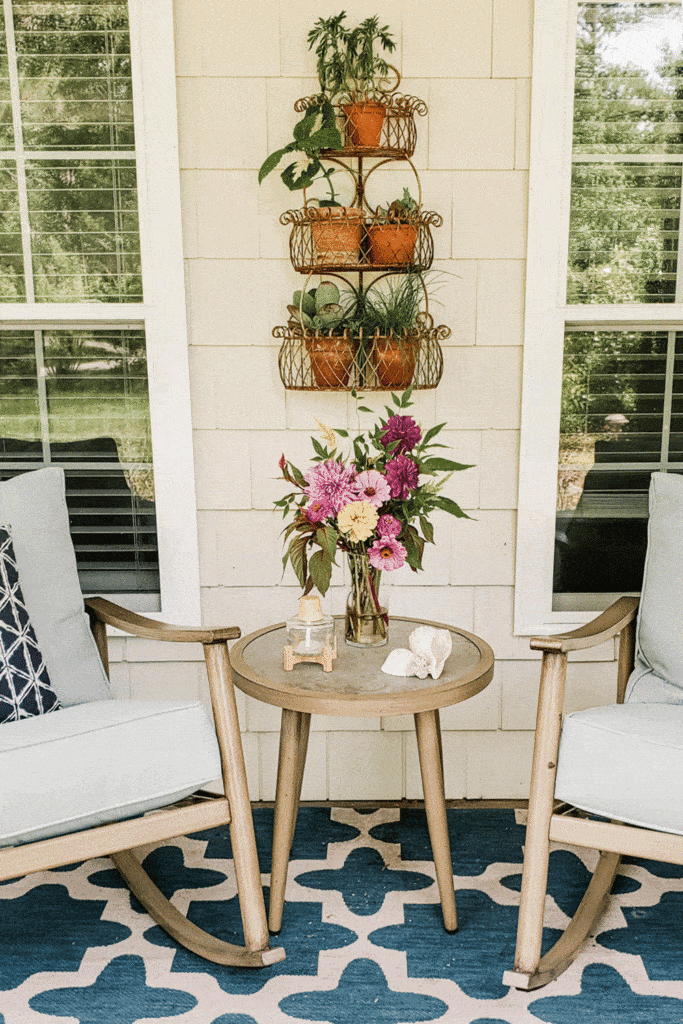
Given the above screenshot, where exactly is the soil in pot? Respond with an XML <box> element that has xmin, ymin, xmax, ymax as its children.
<box><xmin>370</xmin><ymin>336</ymin><xmax>419</xmax><ymax>390</ymax></box>
<box><xmin>305</xmin><ymin>334</ymin><xmax>357</xmax><ymax>388</ymax></box>
<box><xmin>310</xmin><ymin>207</ymin><xmax>363</xmax><ymax>267</ymax></box>
<box><xmin>342</xmin><ymin>102</ymin><xmax>386</xmax><ymax>148</ymax></box>
<box><xmin>367</xmin><ymin>223</ymin><xmax>418</xmax><ymax>265</ymax></box>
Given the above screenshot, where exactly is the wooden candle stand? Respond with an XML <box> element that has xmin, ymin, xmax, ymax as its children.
<box><xmin>283</xmin><ymin>635</ymin><xmax>338</xmax><ymax>673</ymax></box>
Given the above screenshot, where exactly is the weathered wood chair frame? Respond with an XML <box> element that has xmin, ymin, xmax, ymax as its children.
<box><xmin>504</xmin><ymin>595</ymin><xmax>642</xmax><ymax>990</ymax></box>
<box><xmin>0</xmin><ymin>596</ymin><xmax>284</xmax><ymax>970</ymax></box>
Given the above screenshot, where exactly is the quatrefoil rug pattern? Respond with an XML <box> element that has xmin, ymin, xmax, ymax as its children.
<box><xmin>0</xmin><ymin>527</ymin><xmax>59</xmax><ymax>723</ymax></box>
<box><xmin>1</xmin><ymin>807</ymin><xmax>683</xmax><ymax>1023</ymax></box>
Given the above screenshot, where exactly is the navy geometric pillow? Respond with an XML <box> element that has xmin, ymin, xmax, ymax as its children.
<box><xmin>0</xmin><ymin>526</ymin><xmax>61</xmax><ymax>724</ymax></box>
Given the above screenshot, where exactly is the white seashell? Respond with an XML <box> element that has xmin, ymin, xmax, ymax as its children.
<box><xmin>381</xmin><ymin>648</ymin><xmax>430</xmax><ymax>679</ymax></box>
<box><xmin>408</xmin><ymin>626</ymin><xmax>452</xmax><ymax>679</ymax></box>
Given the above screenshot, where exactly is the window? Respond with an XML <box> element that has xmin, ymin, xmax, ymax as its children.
<box><xmin>515</xmin><ymin>0</ymin><xmax>683</xmax><ymax>633</ymax></box>
<box><xmin>0</xmin><ymin>0</ymin><xmax>198</xmax><ymax>620</ymax></box>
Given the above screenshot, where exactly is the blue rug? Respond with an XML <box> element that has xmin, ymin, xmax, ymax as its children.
<box><xmin>0</xmin><ymin>807</ymin><xmax>682</xmax><ymax>1023</ymax></box>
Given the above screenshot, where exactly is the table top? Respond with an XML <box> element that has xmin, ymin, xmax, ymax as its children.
<box><xmin>229</xmin><ymin>616</ymin><xmax>494</xmax><ymax>717</ymax></box>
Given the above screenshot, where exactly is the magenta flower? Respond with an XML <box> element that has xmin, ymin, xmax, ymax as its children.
<box><xmin>380</xmin><ymin>415</ymin><xmax>422</xmax><ymax>455</ymax></box>
<box><xmin>377</xmin><ymin>514</ymin><xmax>401</xmax><ymax>537</ymax></box>
<box><xmin>305</xmin><ymin>460</ymin><xmax>357</xmax><ymax>514</ymax></box>
<box><xmin>386</xmin><ymin>455</ymin><xmax>419</xmax><ymax>499</ymax></box>
<box><xmin>305</xmin><ymin>498</ymin><xmax>334</xmax><ymax>523</ymax></box>
<box><xmin>368</xmin><ymin>535</ymin><xmax>407</xmax><ymax>571</ymax></box>
<box><xmin>353</xmin><ymin>469</ymin><xmax>391</xmax><ymax>508</ymax></box>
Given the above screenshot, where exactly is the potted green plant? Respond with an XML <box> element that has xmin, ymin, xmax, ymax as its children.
<box><xmin>308</xmin><ymin>12</ymin><xmax>396</xmax><ymax>149</ymax></box>
<box><xmin>287</xmin><ymin>281</ymin><xmax>358</xmax><ymax>388</ymax></box>
<box><xmin>367</xmin><ymin>188</ymin><xmax>419</xmax><ymax>266</ymax></box>
<box><xmin>352</xmin><ymin>274</ymin><xmax>424</xmax><ymax>389</ymax></box>
<box><xmin>259</xmin><ymin>99</ymin><xmax>364</xmax><ymax>266</ymax></box>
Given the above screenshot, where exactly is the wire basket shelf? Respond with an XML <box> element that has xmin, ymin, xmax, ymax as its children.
<box><xmin>281</xmin><ymin>206</ymin><xmax>441</xmax><ymax>274</ymax></box>
<box><xmin>295</xmin><ymin>93</ymin><xmax>427</xmax><ymax>159</ymax></box>
<box><xmin>275</xmin><ymin>318</ymin><xmax>447</xmax><ymax>392</ymax></box>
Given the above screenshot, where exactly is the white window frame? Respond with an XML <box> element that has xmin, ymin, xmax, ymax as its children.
<box><xmin>514</xmin><ymin>0</ymin><xmax>683</xmax><ymax>635</ymax></box>
<box><xmin>0</xmin><ymin>0</ymin><xmax>200</xmax><ymax>624</ymax></box>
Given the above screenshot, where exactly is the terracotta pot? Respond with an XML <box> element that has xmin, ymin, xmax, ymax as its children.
<box><xmin>310</xmin><ymin>207</ymin><xmax>363</xmax><ymax>267</ymax></box>
<box><xmin>367</xmin><ymin>223</ymin><xmax>418</xmax><ymax>266</ymax></box>
<box><xmin>305</xmin><ymin>335</ymin><xmax>357</xmax><ymax>389</ymax></box>
<box><xmin>370</xmin><ymin>336</ymin><xmax>419</xmax><ymax>390</ymax></box>
<box><xmin>342</xmin><ymin>102</ymin><xmax>386</xmax><ymax>148</ymax></box>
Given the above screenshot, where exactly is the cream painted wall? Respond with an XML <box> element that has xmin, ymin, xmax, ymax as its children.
<box><xmin>111</xmin><ymin>0</ymin><xmax>620</xmax><ymax>801</ymax></box>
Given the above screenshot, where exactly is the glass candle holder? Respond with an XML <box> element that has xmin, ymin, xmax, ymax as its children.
<box><xmin>284</xmin><ymin>596</ymin><xmax>336</xmax><ymax>671</ymax></box>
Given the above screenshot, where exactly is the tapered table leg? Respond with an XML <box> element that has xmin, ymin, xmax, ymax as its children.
<box><xmin>269</xmin><ymin>708</ymin><xmax>311</xmax><ymax>933</ymax></box>
<box><xmin>415</xmin><ymin>708</ymin><xmax>457</xmax><ymax>932</ymax></box>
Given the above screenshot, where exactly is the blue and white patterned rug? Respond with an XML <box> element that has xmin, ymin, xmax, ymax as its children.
<box><xmin>1</xmin><ymin>806</ymin><xmax>682</xmax><ymax>1023</ymax></box>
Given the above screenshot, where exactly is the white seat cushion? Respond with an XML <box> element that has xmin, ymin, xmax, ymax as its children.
<box><xmin>0</xmin><ymin>699</ymin><xmax>222</xmax><ymax>847</ymax></box>
<box><xmin>627</xmin><ymin>472</ymin><xmax>683</xmax><ymax>704</ymax></box>
<box><xmin>555</xmin><ymin>702</ymin><xmax>683</xmax><ymax>835</ymax></box>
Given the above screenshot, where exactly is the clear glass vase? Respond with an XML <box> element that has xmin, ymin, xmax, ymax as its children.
<box><xmin>345</xmin><ymin>549</ymin><xmax>389</xmax><ymax>647</ymax></box>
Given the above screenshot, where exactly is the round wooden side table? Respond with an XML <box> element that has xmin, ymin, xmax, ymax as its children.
<box><xmin>229</xmin><ymin>615</ymin><xmax>494</xmax><ymax>934</ymax></box>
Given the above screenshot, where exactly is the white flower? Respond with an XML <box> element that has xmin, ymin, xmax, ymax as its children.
<box><xmin>337</xmin><ymin>501</ymin><xmax>379</xmax><ymax>543</ymax></box>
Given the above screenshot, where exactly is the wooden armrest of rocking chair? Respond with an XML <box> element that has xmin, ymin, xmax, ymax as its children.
<box><xmin>85</xmin><ymin>596</ymin><xmax>240</xmax><ymax>645</ymax></box>
<box><xmin>529</xmin><ymin>595</ymin><xmax>639</xmax><ymax>654</ymax></box>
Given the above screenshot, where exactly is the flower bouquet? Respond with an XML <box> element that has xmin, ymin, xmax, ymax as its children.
<box><xmin>276</xmin><ymin>388</ymin><xmax>472</xmax><ymax>647</ymax></box>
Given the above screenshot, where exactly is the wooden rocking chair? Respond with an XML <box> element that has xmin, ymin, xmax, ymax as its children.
<box><xmin>504</xmin><ymin>471</ymin><xmax>683</xmax><ymax>990</ymax></box>
<box><xmin>0</xmin><ymin>467</ymin><xmax>284</xmax><ymax>969</ymax></box>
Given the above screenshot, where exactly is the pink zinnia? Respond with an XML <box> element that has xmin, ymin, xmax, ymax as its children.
<box><xmin>305</xmin><ymin>460</ymin><xmax>357</xmax><ymax>514</ymax></box>
<box><xmin>353</xmin><ymin>469</ymin><xmax>391</xmax><ymax>508</ymax></box>
<box><xmin>377</xmin><ymin>514</ymin><xmax>401</xmax><ymax>537</ymax></box>
<box><xmin>380</xmin><ymin>415</ymin><xmax>422</xmax><ymax>455</ymax></box>
<box><xmin>306</xmin><ymin>498</ymin><xmax>333</xmax><ymax>523</ymax></box>
<box><xmin>386</xmin><ymin>455</ymin><xmax>419</xmax><ymax>499</ymax></box>
<box><xmin>368</xmin><ymin>535</ymin><xmax>407</xmax><ymax>571</ymax></box>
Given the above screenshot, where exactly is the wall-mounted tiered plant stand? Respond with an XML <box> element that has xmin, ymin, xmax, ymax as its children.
<box><xmin>271</xmin><ymin>78</ymin><xmax>450</xmax><ymax>392</ymax></box>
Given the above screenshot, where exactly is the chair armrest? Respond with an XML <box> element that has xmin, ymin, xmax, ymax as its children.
<box><xmin>84</xmin><ymin>597</ymin><xmax>240</xmax><ymax>645</ymax></box>
<box><xmin>529</xmin><ymin>595</ymin><xmax>639</xmax><ymax>654</ymax></box>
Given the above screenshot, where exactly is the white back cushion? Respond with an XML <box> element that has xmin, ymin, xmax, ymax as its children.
<box><xmin>0</xmin><ymin>468</ymin><xmax>111</xmax><ymax>706</ymax></box>
<box><xmin>627</xmin><ymin>471</ymin><xmax>683</xmax><ymax>703</ymax></box>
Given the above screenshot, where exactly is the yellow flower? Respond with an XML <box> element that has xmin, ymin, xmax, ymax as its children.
<box><xmin>315</xmin><ymin>418</ymin><xmax>337</xmax><ymax>450</ymax></box>
<box><xmin>337</xmin><ymin>501</ymin><xmax>378</xmax><ymax>543</ymax></box>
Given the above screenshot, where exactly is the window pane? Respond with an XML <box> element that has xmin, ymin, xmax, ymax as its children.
<box><xmin>26</xmin><ymin>160</ymin><xmax>142</xmax><ymax>301</ymax></box>
<box><xmin>0</xmin><ymin>330</ymin><xmax>40</xmax><ymax>445</ymax></box>
<box><xmin>14</xmin><ymin>0</ymin><xmax>134</xmax><ymax>151</ymax></box>
<box><xmin>0</xmin><ymin>328</ymin><xmax>159</xmax><ymax>594</ymax></box>
<box><xmin>568</xmin><ymin>162</ymin><xmax>681</xmax><ymax>302</ymax></box>
<box><xmin>554</xmin><ymin>328</ymin><xmax>683</xmax><ymax>602</ymax></box>
<box><xmin>0</xmin><ymin>162</ymin><xmax>25</xmax><ymax>300</ymax></box>
<box><xmin>568</xmin><ymin>3</ymin><xmax>683</xmax><ymax>303</ymax></box>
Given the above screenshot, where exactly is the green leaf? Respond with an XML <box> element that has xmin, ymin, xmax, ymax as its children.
<box><xmin>335</xmin><ymin>428</ymin><xmax>349</xmax><ymax>437</ymax></box>
<box><xmin>281</xmin><ymin>157</ymin><xmax>322</xmax><ymax>192</ymax></box>
<box><xmin>288</xmin><ymin>535</ymin><xmax>309</xmax><ymax>588</ymax></box>
<box><xmin>258</xmin><ymin>147</ymin><xmax>288</xmax><ymax>184</ymax></box>
<box><xmin>357</xmin><ymin>406</ymin><xmax>372</xmax><ymax>413</ymax></box>
<box><xmin>311</xmin><ymin>436</ymin><xmax>326</xmax><ymax>458</ymax></box>
<box><xmin>421</xmin><ymin>422</ymin><xmax>446</xmax><ymax>445</ymax></box>
<box><xmin>434</xmin><ymin>496</ymin><xmax>471</xmax><ymax>519</ymax></box>
<box><xmin>400</xmin><ymin>385</ymin><xmax>414</xmax><ymax>407</ymax></box>
<box><xmin>391</xmin><ymin>392</ymin><xmax>401</xmax><ymax>407</ymax></box>
<box><xmin>419</xmin><ymin>516</ymin><xmax>435</xmax><ymax>544</ymax></box>
<box><xmin>314</xmin><ymin>525</ymin><xmax>338</xmax><ymax>562</ymax></box>
<box><xmin>308</xmin><ymin>549</ymin><xmax>332</xmax><ymax>595</ymax></box>
<box><xmin>422</xmin><ymin>457</ymin><xmax>475</xmax><ymax>474</ymax></box>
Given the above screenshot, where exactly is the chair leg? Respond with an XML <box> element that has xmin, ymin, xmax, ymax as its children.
<box><xmin>503</xmin><ymin>849</ymin><xmax>621</xmax><ymax>990</ymax></box>
<box><xmin>204</xmin><ymin>641</ymin><xmax>278</xmax><ymax>959</ymax></box>
<box><xmin>269</xmin><ymin>708</ymin><xmax>311</xmax><ymax>934</ymax></box>
<box><xmin>112</xmin><ymin>850</ymin><xmax>285</xmax><ymax>968</ymax></box>
<box><xmin>504</xmin><ymin>651</ymin><xmax>566</xmax><ymax>988</ymax></box>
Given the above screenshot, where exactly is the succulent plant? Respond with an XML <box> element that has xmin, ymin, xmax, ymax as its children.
<box><xmin>377</xmin><ymin>187</ymin><xmax>418</xmax><ymax>224</ymax></box>
<box><xmin>288</xmin><ymin>280</ymin><xmax>347</xmax><ymax>331</ymax></box>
